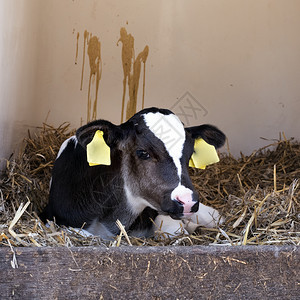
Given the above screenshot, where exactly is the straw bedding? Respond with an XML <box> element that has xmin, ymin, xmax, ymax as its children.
<box><xmin>0</xmin><ymin>124</ymin><xmax>299</xmax><ymax>247</ymax></box>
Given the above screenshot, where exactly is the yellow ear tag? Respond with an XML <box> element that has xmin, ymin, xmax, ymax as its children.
<box><xmin>86</xmin><ymin>130</ymin><xmax>111</xmax><ymax>166</ymax></box>
<box><xmin>189</xmin><ymin>138</ymin><xmax>219</xmax><ymax>169</ymax></box>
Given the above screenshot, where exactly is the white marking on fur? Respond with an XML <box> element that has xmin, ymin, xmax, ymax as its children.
<box><xmin>124</xmin><ymin>184</ymin><xmax>156</xmax><ymax>215</ymax></box>
<box><xmin>143</xmin><ymin>112</ymin><xmax>185</xmax><ymax>178</ymax></box>
<box><xmin>153</xmin><ymin>204</ymin><xmax>224</xmax><ymax>238</ymax></box>
<box><xmin>154</xmin><ymin>215</ymin><xmax>188</xmax><ymax>237</ymax></box>
<box><xmin>71</xmin><ymin>228</ymin><xmax>95</xmax><ymax>237</ymax></box>
<box><xmin>171</xmin><ymin>184</ymin><xmax>193</xmax><ymax>201</ymax></box>
<box><xmin>185</xmin><ymin>203</ymin><xmax>224</xmax><ymax>233</ymax></box>
<box><xmin>57</xmin><ymin>136</ymin><xmax>78</xmax><ymax>159</ymax></box>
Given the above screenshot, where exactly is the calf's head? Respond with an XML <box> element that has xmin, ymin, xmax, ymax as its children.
<box><xmin>76</xmin><ymin>108</ymin><xmax>225</xmax><ymax>220</ymax></box>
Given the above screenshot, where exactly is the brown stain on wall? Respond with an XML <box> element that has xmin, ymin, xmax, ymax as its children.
<box><xmin>75</xmin><ymin>27</ymin><xmax>148</xmax><ymax>124</ymax></box>
<box><xmin>75</xmin><ymin>32</ymin><xmax>79</xmax><ymax>65</ymax></box>
<box><xmin>127</xmin><ymin>45</ymin><xmax>149</xmax><ymax>121</ymax></box>
<box><xmin>141</xmin><ymin>46</ymin><xmax>148</xmax><ymax>110</ymax></box>
<box><xmin>77</xmin><ymin>30</ymin><xmax>102</xmax><ymax>123</ymax></box>
<box><xmin>80</xmin><ymin>30</ymin><xmax>89</xmax><ymax>92</ymax></box>
<box><xmin>118</xmin><ymin>27</ymin><xmax>149</xmax><ymax>122</ymax></box>
<box><xmin>117</xmin><ymin>28</ymin><xmax>134</xmax><ymax>123</ymax></box>
<box><xmin>87</xmin><ymin>35</ymin><xmax>102</xmax><ymax>122</ymax></box>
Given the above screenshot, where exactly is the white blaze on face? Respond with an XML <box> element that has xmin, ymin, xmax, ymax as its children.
<box><xmin>143</xmin><ymin>112</ymin><xmax>195</xmax><ymax>214</ymax></box>
<box><xmin>143</xmin><ymin>112</ymin><xmax>186</xmax><ymax>178</ymax></box>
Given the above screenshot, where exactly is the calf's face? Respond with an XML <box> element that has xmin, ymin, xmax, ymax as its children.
<box><xmin>76</xmin><ymin>108</ymin><xmax>225</xmax><ymax>220</ymax></box>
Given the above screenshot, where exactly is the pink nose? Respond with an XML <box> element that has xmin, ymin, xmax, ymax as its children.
<box><xmin>171</xmin><ymin>185</ymin><xmax>196</xmax><ymax>214</ymax></box>
<box><xmin>175</xmin><ymin>193</ymin><xmax>194</xmax><ymax>214</ymax></box>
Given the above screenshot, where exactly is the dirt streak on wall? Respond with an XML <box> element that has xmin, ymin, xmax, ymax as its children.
<box><xmin>77</xmin><ymin>30</ymin><xmax>102</xmax><ymax>123</ymax></box>
<box><xmin>118</xmin><ymin>27</ymin><xmax>149</xmax><ymax>122</ymax></box>
<box><xmin>75</xmin><ymin>32</ymin><xmax>79</xmax><ymax>65</ymax></box>
<box><xmin>87</xmin><ymin>35</ymin><xmax>101</xmax><ymax>122</ymax></box>
<box><xmin>75</xmin><ymin>27</ymin><xmax>147</xmax><ymax>124</ymax></box>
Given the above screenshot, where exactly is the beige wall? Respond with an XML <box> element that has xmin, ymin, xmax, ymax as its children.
<box><xmin>0</xmin><ymin>0</ymin><xmax>40</xmax><ymax>167</ymax></box>
<box><xmin>1</xmin><ymin>0</ymin><xmax>300</xmax><ymax>164</ymax></box>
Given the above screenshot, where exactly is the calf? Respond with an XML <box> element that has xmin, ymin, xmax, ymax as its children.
<box><xmin>41</xmin><ymin>107</ymin><xmax>226</xmax><ymax>238</ymax></box>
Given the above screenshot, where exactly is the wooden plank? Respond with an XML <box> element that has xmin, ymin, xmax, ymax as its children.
<box><xmin>0</xmin><ymin>246</ymin><xmax>299</xmax><ymax>299</ymax></box>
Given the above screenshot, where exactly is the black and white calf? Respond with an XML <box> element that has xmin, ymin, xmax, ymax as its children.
<box><xmin>41</xmin><ymin>107</ymin><xmax>226</xmax><ymax>238</ymax></box>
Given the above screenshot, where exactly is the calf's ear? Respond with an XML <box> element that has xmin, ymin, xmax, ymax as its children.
<box><xmin>185</xmin><ymin>124</ymin><xmax>226</xmax><ymax>149</ymax></box>
<box><xmin>186</xmin><ymin>125</ymin><xmax>226</xmax><ymax>169</ymax></box>
<box><xmin>76</xmin><ymin>120</ymin><xmax>123</xmax><ymax>166</ymax></box>
<box><xmin>76</xmin><ymin>120</ymin><xmax>123</xmax><ymax>148</ymax></box>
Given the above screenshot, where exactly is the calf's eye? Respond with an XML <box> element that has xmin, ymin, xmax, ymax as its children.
<box><xmin>136</xmin><ymin>149</ymin><xmax>150</xmax><ymax>160</ymax></box>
